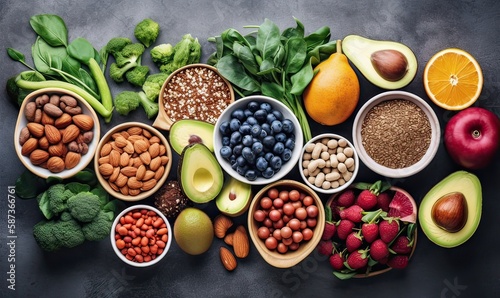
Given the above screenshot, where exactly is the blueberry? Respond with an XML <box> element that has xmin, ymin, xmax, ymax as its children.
<box><xmin>236</xmin><ymin>156</ymin><xmax>247</xmax><ymax>167</ymax></box>
<box><xmin>271</xmin><ymin>120</ymin><xmax>283</xmax><ymax>133</ymax></box>
<box><xmin>273</xmin><ymin>142</ymin><xmax>285</xmax><ymax>155</ymax></box>
<box><xmin>282</xmin><ymin>119</ymin><xmax>294</xmax><ymax>134</ymax></box>
<box><xmin>231</xmin><ymin>109</ymin><xmax>245</xmax><ymax>121</ymax></box>
<box><xmin>244</xmin><ymin>109</ymin><xmax>253</xmax><ymax>117</ymax></box>
<box><xmin>229</xmin><ymin>118</ymin><xmax>241</xmax><ymax>132</ymax></box>
<box><xmin>229</xmin><ymin>155</ymin><xmax>237</xmax><ymax>165</ymax></box>
<box><xmin>232</xmin><ymin>144</ymin><xmax>243</xmax><ymax>156</ymax></box>
<box><xmin>272</xmin><ymin>110</ymin><xmax>284</xmax><ymax>121</ymax></box>
<box><xmin>247</xmin><ymin>101</ymin><xmax>260</xmax><ymax>112</ymax></box>
<box><xmin>219</xmin><ymin>121</ymin><xmax>231</xmax><ymax>136</ymax></box>
<box><xmin>239</xmin><ymin>123</ymin><xmax>252</xmax><ymax>135</ymax></box>
<box><xmin>242</xmin><ymin>135</ymin><xmax>253</xmax><ymax>147</ymax></box>
<box><xmin>266</xmin><ymin>113</ymin><xmax>277</xmax><ymax>124</ymax></box>
<box><xmin>281</xmin><ymin>148</ymin><xmax>292</xmax><ymax>162</ymax></box>
<box><xmin>221</xmin><ymin>136</ymin><xmax>230</xmax><ymax>146</ymax></box>
<box><xmin>255</xmin><ymin>156</ymin><xmax>269</xmax><ymax>172</ymax></box>
<box><xmin>270</xmin><ymin>156</ymin><xmax>282</xmax><ymax>171</ymax></box>
<box><xmin>230</xmin><ymin>131</ymin><xmax>242</xmax><ymax>145</ymax></box>
<box><xmin>220</xmin><ymin>146</ymin><xmax>232</xmax><ymax>159</ymax></box>
<box><xmin>251</xmin><ymin>124</ymin><xmax>262</xmax><ymax>138</ymax></box>
<box><xmin>254</xmin><ymin>109</ymin><xmax>268</xmax><ymax>123</ymax></box>
<box><xmin>260</xmin><ymin>102</ymin><xmax>272</xmax><ymax>113</ymax></box>
<box><xmin>231</xmin><ymin>162</ymin><xmax>238</xmax><ymax>170</ymax></box>
<box><xmin>242</xmin><ymin>147</ymin><xmax>255</xmax><ymax>164</ymax></box>
<box><xmin>252</xmin><ymin>141</ymin><xmax>263</xmax><ymax>155</ymax></box>
<box><xmin>246</xmin><ymin>116</ymin><xmax>258</xmax><ymax>126</ymax></box>
<box><xmin>262</xmin><ymin>136</ymin><xmax>276</xmax><ymax>149</ymax></box>
<box><xmin>285</xmin><ymin>138</ymin><xmax>295</xmax><ymax>150</ymax></box>
<box><xmin>244</xmin><ymin>170</ymin><xmax>258</xmax><ymax>181</ymax></box>
<box><xmin>259</xmin><ymin>129</ymin><xmax>268</xmax><ymax>138</ymax></box>
<box><xmin>262</xmin><ymin>167</ymin><xmax>275</xmax><ymax>179</ymax></box>
<box><xmin>264</xmin><ymin>152</ymin><xmax>274</xmax><ymax>162</ymax></box>
<box><xmin>275</xmin><ymin>132</ymin><xmax>287</xmax><ymax>143</ymax></box>
<box><xmin>261</xmin><ymin>123</ymin><xmax>271</xmax><ymax>135</ymax></box>
<box><xmin>236</xmin><ymin>165</ymin><xmax>249</xmax><ymax>176</ymax></box>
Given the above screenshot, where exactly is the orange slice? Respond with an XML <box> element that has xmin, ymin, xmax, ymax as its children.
<box><xmin>423</xmin><ymin>48</ymin><xmax>483</xmax><ymax>110</ymax></box>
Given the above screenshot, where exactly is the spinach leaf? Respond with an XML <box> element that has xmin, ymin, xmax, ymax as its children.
<box><xmin>304</xmin><ymin>26</ymin><xmax>331</xmax><ymax>51</ymax></box>
<box><xmin>308</xmin><ymin>40</ymin><xmax>337</xmax><ymax>65</ymax></box>
<box><xmin>7</xmin><ymin>48</ymin><xmax>26</xmax><ymax>63</ymax></box>
<box><xmin>290</xmin><ymin>57</ymin><xmax>314</xmax><ymax>95</ymax></box>
<box><xmin>29</xmin><ymin>14</ymin><xmax>68</xmax><ymax>47</ymax></box>
<box><xmin>32</xmin><ymin>37</ymin><xmax>69</xmax><ymax>75</ymax></box>
<box><xmin>216</xmin><ymin>55</ymin><xmax>260</xmax><ymax>93</ymax></box>
<box><xmin>67</xmin><ymin>37</ymin><xmax>95</xmax><ymax>64</ymax></box>
<box><xmin>233</xmin><ymin>42</ymin><xmax>259</xmax><ymax>75</ymax></box>
<box><xmin>273</xmin><ymin>44</ymin><xmax>285</xmax><ymax>68</ymax></box>
<box><xmin>285</xmin><ymin>37</ymin><xmax>307</xmax><ymax>74</ymax></box>
<box><xmin>256</xmin><ymin>19</ymin><xmax>281</xmax><ymax>61</ymax></box>
<box><xmin>258</xmin><ymin>58</ymin><xmax>278</xmax><ymax>75</ymax></box>
<box><xmin>78</xmin><ymin>68</ymin><xmax>98</xmax><ymax>95</ymax></box>
<box><xmin>221</xmin><ymin>28</ymin><xmax>250</xmax><ymax>49</ymax></box>
<box><xmin>282</xmin><ymin>17</ymin><xmax>305</xmax><ymax>39</ymax></box>
<box><xmin>261</xmin><ymin>82</ymin><xmax>284</xmax><ymax>100</ymax></box>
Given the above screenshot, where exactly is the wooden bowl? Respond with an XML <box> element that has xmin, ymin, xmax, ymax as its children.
<box><xmin>247</xmin><ymin>180</ymin><xmax>325</xmax><ymax>268</ymax></box>
<box><xmin>152</xmin><ymin>63</ymin><xmax>235</xmax><ymax>131</ymax></box>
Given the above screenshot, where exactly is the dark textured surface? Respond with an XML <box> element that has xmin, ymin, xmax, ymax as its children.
<box><xmin>1</xmin><ymin>0</ymin><xmax>499</xmax><ymax>297</ymax></box>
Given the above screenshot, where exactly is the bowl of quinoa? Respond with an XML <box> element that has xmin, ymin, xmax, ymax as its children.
<box><xmin>153</xmin><ymin>64</ymin><xmax>235</xmax><ymax>130</ymax></box>
<box><xmin>352</xmin><ymin>91</ymin><xmax>440</xmax><ymax>178</ymax></box>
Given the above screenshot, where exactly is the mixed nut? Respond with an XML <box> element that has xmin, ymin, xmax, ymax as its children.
<box><xmin>19</xmin><ymin>93</ymin><xmax>94</xmax><ymax>173</ymax></box>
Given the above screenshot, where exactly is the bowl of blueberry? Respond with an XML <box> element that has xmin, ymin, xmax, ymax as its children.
<box><xmin>214</xmin><ymin>95</ymin><xmax>303</xmax><ymax>185</ymax></box>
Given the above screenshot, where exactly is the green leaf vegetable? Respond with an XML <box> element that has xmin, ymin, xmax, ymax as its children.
<box><xmin>150</xmin><ymin>34</ymin><xmax>202</xmax><ymax>74</ymax></box>
<box><xmin>6</xmin><ymin>14</ymin><xmax>114</xmax><ymax>122</ymax></box>
<box><xmin>114</xmin><ymin>90</ymin><xmax>159</xmax><ymax>119</ymax></box>
<box><xmin>32</xmin><ymin>179</ymin><xmax>122</xmax><ymax>252</ymax></box>
<box><xmin>134</xmin><ymin>18</ymin><xmax>160</xmax><ymax>48</ymax></box>
<box><xmin>208</xmin><ymin>18</ymin><xmax>338</xmax><ymax>141</ymax></box>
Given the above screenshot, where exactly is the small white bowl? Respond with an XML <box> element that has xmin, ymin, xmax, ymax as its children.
<box><xmin>213</xmin><ymin>95</ymin><xmax>304</xmax><ymax>185</ymax></box>
<box><xmin>298</xmin><ymin>133</ymin><xmax>359</xmax><ymax>194</ymax></box>
<box><xmin>352</xmin><ymin>91</ymin><xmax>440</xmax><ymax>178</ymax></box>
<box><xmin>110</xmin><ymin>204</ymin><xmax>172</xmax><ymax>267</ymax></box>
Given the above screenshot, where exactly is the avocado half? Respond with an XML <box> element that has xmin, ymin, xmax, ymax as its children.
<box><xmin>418</xmin><ymin>171</ymin><xmax>482</xmax><ymax>248</ymax></box>
<box><xmin>215</xmin><ymin>175</ymin><xmax>252</xmax><ymax>217</ymax></box>
<box><xmin>178</xmin><ymin>143</ymin><xmax>223</xmax><ymax>203</ymax></box>
<box><xmin>342</xmin><ymin>34</ymin><xmax>418</xmax><ymax>90</ymax></box>
<box><xmin>169</xmin><ymin>119</ymin><xmax>215</xmax><ymax>155</ymax></box>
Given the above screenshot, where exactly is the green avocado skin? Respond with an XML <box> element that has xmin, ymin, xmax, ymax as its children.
<box><xmin>418</xmin><ymin>171</ymin><xmax>482</xmax><ymax>248</ymax></box>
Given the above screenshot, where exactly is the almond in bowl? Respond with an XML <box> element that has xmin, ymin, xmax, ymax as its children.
<box><xmin>14</xmin><ymin>88</ymin><xmax>100</xmax><ymax>179</ymax></box>
<box><xmin>94</xmin><ymin>122</ymin><xmax>172</xmax><ymax>201</ymax></box>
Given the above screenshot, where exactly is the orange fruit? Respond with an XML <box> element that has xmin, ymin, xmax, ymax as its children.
<box><xmin>423</xmin><ymin>48</ymin><xmax>483</xmax><ymax>110</ymax></box>
<box><xmin>303</xmin><ymin>40</ymin><xmax>360</xmax><ymax>126</ymax></box>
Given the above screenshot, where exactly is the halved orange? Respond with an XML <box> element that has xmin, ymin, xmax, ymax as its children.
<box><xmin>423</xmin><ymin>48</ymin><xmax>483</xmax><ymax>110</ymax></box>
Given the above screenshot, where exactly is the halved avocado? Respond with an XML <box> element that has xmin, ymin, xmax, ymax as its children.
<box><xmin>179</xmin><ymin>143</ymin><xmax>223</xmax><ymax>203</ymax></box>
<box><xmin>216</xmin><ymin>175</ymin><xmax>252</xmax><ymax>217</ymax></box>
<box><xmin>169</xmin><ymin>119</ymin><xmax>215</xmax><ymax>155</ymax></box>
<box><xmin>418</xmin><ymin>171</ymin><xmax>482</xmax><ymax>248</ymax></box>
<box><xmin>342</xmin><ymin>34</ymin><xmax>418</xmax><ymax>89</ymax></box>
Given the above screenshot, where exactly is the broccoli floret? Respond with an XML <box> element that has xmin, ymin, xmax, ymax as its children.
<box><xmin>81</xmin><ymin>211</ymin><xmax>113</xmax><ymax>241</ymax></box>
<box><xmin>66</xmin><ymin>192</ymin><xmax>101</xmax><ymax>223</ymax></box>
<box><xmin>125</xmin><ymin>65</ymin><xmax>150</xmax><ymax>86</ymax></box>
<box><xmin>51</xmin><ymin>219</ymin><xmax>85</xmax><ymax>249</ymax></box>
<box><xmin>153</xmin><ymin>34</ymin><xmax>202</xmax><ymax>74</ymax></box>
<box><xmin>150</xmin><ymin>43</ymin><xmax>174</xmax><ymax>65</ymax></box>
<box><xmin>138</xmin><ymin>91</ymin><xmax>159</xmax><ymax>119</ymax></box>
<box><xmin>33</xmin><ymin>220</ymin><xmax>61</xmax><ymax>252</ymax></box>
<box><xmin>108</xmin><ymin>43</ymin><xmax>146</xmax><ymax>83</ymax></box>
<box><xmin>46</xmin><ymin>184</ymin><xmax>74</xmax><ymax>216</ymax></box>
<box><xmin>105</xmin><ymin>37</ymin><xmax>132</xmax><ymax>56</ymax></box>
<box><xmin>142</xmin><ymin>72</ymin><xmax>169</xmax><ymax>101</ymax></box>
<box><xmin>59</xmin><ymin>211</ymin><xmax>74</xmax><ymax>222</ymax></box>
<box><xmin>114</xmin><ymin>91</ymin><xmax>141</xmax><ymax>115</ymax></box>
<box><xmin>134</xmin><ymin>18</ymin><xmax>160</xmax><ymax>48</ymax></box>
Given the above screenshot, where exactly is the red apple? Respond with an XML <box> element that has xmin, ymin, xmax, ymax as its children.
<box><xmin>444</xmin><ymin>107</ymin><xmax>500</xmax><ymax>169</ymax></box>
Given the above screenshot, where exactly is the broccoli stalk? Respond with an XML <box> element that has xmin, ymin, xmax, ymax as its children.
<box><xmin>134</xmin><ymin>18</ymin><xmax>160</xmax><ymax>48</ymax></box>
<box><xmin>114</xmin><ymin>90</ymin><xmax>159</xmax><ymax>119</ymax></box>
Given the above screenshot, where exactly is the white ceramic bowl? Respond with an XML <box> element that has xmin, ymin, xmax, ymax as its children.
<box><xmin>299</xmin><ymin>133</ymin><xmax>359</xmax><ymax>194</ymax></box>
<box><xmin>14</xmin><ymin>88</ymin><xmax>100</xmax><ymax>179</ymax></box>
<box><xmin>352</xmin><ymin>91</ymin><xmax>440</xmax><ymax>178</ymax></box>
<box><xmin>213</xmin><ymin>95</ymin><xmax>304</xmax><ymax>185</ymax></box>
<box><xmin>110</xmin><ymin>204</ymin><xmax>172</xmax><ymax>267</ymax></box>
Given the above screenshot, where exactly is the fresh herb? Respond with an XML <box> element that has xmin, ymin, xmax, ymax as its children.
<box><xmin>208</xmin><ymin>18</ymin><xmax>337</xmax><ymax>141</ymax></box>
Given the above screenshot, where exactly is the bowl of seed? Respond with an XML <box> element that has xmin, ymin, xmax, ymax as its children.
<box><xmin>152</xmin><ymin>63</ymin><xmax>235</xmax><ymax>131</ymax></box>
<box><xmin>352</xmin><ymin>91</ymin><xmax>440</xmax><ymax>178</ymax></box>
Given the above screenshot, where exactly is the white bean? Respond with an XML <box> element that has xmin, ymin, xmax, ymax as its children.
<box><xmin>307</xmin><ymin>159</ymin><xmax>319</xmax><ymax>173</ymax></box>
<box><xmin>302</xmin><ymin>160</ymin><xmax>310</xmax><ymax>168</ymax></box>
<box><xmin>345</xmin><ymin>157</ymin><xmax>355</xmax><ymax>168</ymax></box>
<box><xmin>331</xmin><ymin>181</ymin><xmax>340</xmax><ymax>188</ymax></box>
<box><xmin>321</xmin><ymin>138</ymin><xmax>329</xmax><ymax>145</ymax></box>
<box><xmin>303</xmin><ymin>169</ymin><xmax>309</xmax><ymax>177</ymax></box>
<box><xmin>336</xmin><ymin>147</ymin><xmax>344</xmax><ymax>154</ymax></box>
<box><xmin>314</xmin><ymin>172</ymin><xmax>325</xmax><ymax>187</ymax></box>
<box><xmin>343</xmin><ymin>171</ymin><xmax>353</xmax><ymax>182</ymax></box>
<box><xmin>322</xmin><ymin>181</ymin><xmax>332</xmax><ymax>190</ymax></box>
<box><xmin>308</xmin><ymin>176</ymin><xmax>316</xmax><ymax>184</ymax></box>
<box><xmin>303</xmin><ymin>152</ymin><xmax>312</xmax><ymax>160</ymax></box>
<box><xmin>338</xmin><ymin>138</ymin><xmax>348</xmax><ymax>147</ymax></box>
<box><xmin>344</xmin><ymin>147</ymin><xmax>354</xmax><ymax>157</ymax></box>
<box><xmin>338</xmin><ymin>178</ymin><xmax>346</xmax><ymax>186</ymax></box>
<box><xmin>337</xmin><ymin>152</ymin><xmax>346</xmax><ymax>163</ymax></box>
<box><xmin>310</xmin><ymin>168</ymin><xmax>321</xmax><ymax>177</ymax></box>
<box><xmin>327</xmin><ymin>139</ymin><xmax>338</xmax><ymax>149</ymax></box>
<box><xmin>320</xmin><ymin>151</ymin><xmax>330</xmax><ymax>161</ymax></box>
<box><xmin>305</xmin><ymin>143</ymin><xmax>316</xmax><ymax>153</ymax></box>
<box><xmin>316</xmin><ymin>159</ymin><xmax>326</xmax><ymax>169</ymax></box>
<box><xmin>338</xmin><ymin>162</ymin><xmax>347</xmax><ymax>173</ymax></box>
<box><xmin>322</xmin><ymin>167</ymin><xmax>332</xmax><ymax>174</ymax></box>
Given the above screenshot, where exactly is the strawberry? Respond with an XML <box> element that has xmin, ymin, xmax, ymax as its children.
<box><xmin>336</xmin><ymin>219</ymin><xmax>355</xmax><ymax>240</ymax></box>
<box><xmin>337</xmin><ymin>189</ymin><xmax>355</xmax><ymax>207</ymax></box>
<box><xmin>376</xmin><ymin>192</ymin><xmax>392</xmax><ymax>212</ymax></box>
<box><xmin>387</xmin><ymin>254</ymin><xmax>409</xmax><ymax>269</ymax></box>
<box><xmin>317</xmin><ymin>240</ymin><xmax>334</xmax><ymax>256</ymax></box>
<box><xmin>322</xmin><ymin>222</ymin><xmax>337</xmax><ymax>240</ymax></box>
<box><xmin>339</xmin><ymin>205</ymin><xmax>364</xmax><ymax>223</ymax></box>
<box><xmin>356</xmin><ymin>189</ymin><xmax>378</xmax><ymax>210</ymax></box>
<box><xmin>346</xmin><ymin>231</ymin><xmax>363</xmax><ymax>252</ymax></box>
<box><xmin>369</xmin><ymin>239</ymin><xmax>389</xmax><ymax>261</ymax></box>
<box><xmin>361</xmin><ymin>222</ymin><xmax>379</xmax><ymax>243</ymax></box>
<box><xmin>329</xmin><ymin>253</ymin><xmax>345</xmax><ymax>271</ymax></box>
<box><xmin>391</xmin><ymin>235</ymin><xmax>413</xmax><ymax>254</ymax></box>
<box><xmin>379</xmin><ymin>218</ymin><xmax>400</xmax><ymax>243</ymax></box>
<box><xmin>346</xmin><ymin>249</ymin><xmax>369</xmax><ymax>270</ymax></box>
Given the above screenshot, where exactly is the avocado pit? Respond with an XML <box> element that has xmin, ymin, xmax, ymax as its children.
<box><xmin>431</xmin><ymin>192</ymin><xmax>468</xmax><ymax>233</ymax></box>
<box><xmin>370</xmin><ymin>49</ymin><xmax>409</xmax><ymax>82</ymax></box>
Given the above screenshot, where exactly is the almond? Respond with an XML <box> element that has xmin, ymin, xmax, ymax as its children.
<box><xmin>128</xmin><ymin>188</ymin><xmax>141</xmax><ymax>196</ymax></box>
<box><xmin>127</xmin><ymin>126</ymin><xmax>143</xmax><ymax>136</ymax></box>
<box><xmin>115</xmin><ymin>136</ymin><xmax>128</xmax><ymax>148</ymax></box>
<box><xmin>120</xmin><ymin>185</ymin><xmax>129</xmax><ymax>196</ymax></box>
<box><xmin>139</xmin><ymin>151</ymin><xmax>151</xmax><ymax>165</ymax></box>
<box><xmin>127</xmin><ymin>177</ymin><xmax>143</xmax><ymax>189</ymax></box>
<box><xmin>161</xmin><ymin>155</ymin><xmax>170</xmax><ymax>166</ymax></box>
<box><xmin>109</xmin><ymin>167</ymin><xmax>120</xmax><ymax>183</ymax></box>
<box><xmin>65</xmin><ymin>151</ymin><xmax>81</xmax><ymax>169</ymax></box>
<box><xmin>38</xmin><ymin>136</ymin><xmax>49</xmax><ymax>150</ymax></box>
<box><xmin>120</xmin><ymin>131</ymin><xmax>131</xmax><ymax>139</ymax></box>
<box><xmin>21</xmin><ymin>138</ymin><xmax>38</xmax><ymax>156</ymax></box>
<box><xmin>123</xmin><ymin>141</ymin><xmax>135</xmax><ymax>154</ymax></box>
<box><xmin>108</xmin><ymin>181</ymin><xmax>119</xmax><ymax>192</ymax></box>
<box><xmin>120</xmin><ymin>152</ymin><xmax>130</xmax><ymax>167</ymax></box>
<box><xmin>134</xmin><ymin>139</ymin><xmax>149</xmax><ymax>154</ymax></box>
<box><xmin>149</xmin><ymin>136</ymin><xmax>161</xmax><ymax>144</ymax></box>
<box><xmin>41</xmin><ymin>111</ymin><xmax>55</xmax><ymax>125</ymax></box>
<box><xmin>143</xmin><ymin>170</ymin><xmax>156</xmax><ymax>181</ymax></box>
<box><xmin>62</xmin><ymin>124</ymin><xmax>80</xmax><ymax>143</ymax></box>
<box><xmin>154</xmin><ymin>166</ymin><xmax>165</xmax><ymax>181</ymax></box>
<box><xmin>142</xmin><ymin>128</ymin><xmax>152</xmax><ymax>138</ymax></box>
<box><xmin>98</xmin><ymin>163</ymin><xmax>114</xmax><ymax>176</ymax></box>
<box><xmin>232</xmin><ymin>225</ymin><xmax>250</xmax><ymax>258</ymax></box>
<box><xmin>72</xmin><ymin>114</ymin><xmax>94</xmax><ymax>131</ymax></box>
<box><xmin>136</xmin><ymin>165</ymin><xmax>146</xmax><ymax>180</ymax></box>
<box><xmin>115</xmin><ymin>173</ymin><xmax>128</xmax><ymax>188</ymax></box>
<box><xmin>219</xmin><ymin>247</ymin><xmax>237</xmax><ymax>271</ymax></box>
<box><xmin>109</xmin><ymin>150</ymin><xmax>121</xmax><ymax>167</ymax></box>
<box><xmin>100</xmin><ymin>143</ymin><xmax>112</xmax><ymax>157</ymax></box>
<box><xmin>45</xmin><ymin>124</ymin><xmax>62</xmax><ymax>144</ymax></box>
<box><xmin>98</xmin><ymin>155</ymin><xmax>110</xmax><ymax>165</ymax></box>
<box><xmin>140</xmin><ymin>179</ymin><xmax>157</xmax><ymax>191</ymax></box>
<box><xmin>27</xmin><ymin>123</ymin><xmax>45</xmax><ymax>138</ymax></box>
<box><xmin>47</xmin><ymin>156</ymin><xmax>65</xmax><ymax>173</ymax></box>
<box><xmin>54</xmin><ymin>113</ymin><xmax>72</xmax><ymax>129</ymax></box>
<box><xmin>132</xmin><ymin>157</ymin><xmax>143</xmax><ymax>168</ymax></box>
<box><xmin>148</xmin><ymin>143</ymin><xmax>160</xmax><ymax>158</ymax></box>
<box><xmin>149</xmin><ymin>156</ymin><xmax>162</xmax><ymax>171</ymax></box>
<box><xmin>127</xmin><ymin>135</ymin><xmax>144</xmax><ymax>144</ymax></box>
<box><xmin>224</xmin><ymin>233</ymin><xmax>234</xmax><ymax>246</ymax></box>
<box><xmin>30</xmin><ymin>149</ymin><xmax>49</xmax><ymax>165</ymax></box>
<box><xmin>121</xmin><ymin>166</ymin><xmax>138</xmax><ymax>177</ymax></box>
<box><xmin>48</xmin><ymin>142</ymin><xmax>65</xmax><ymax>157</ymax></box>
<box><xmin>214</xmin><ymin>214</ymin><xmax>233</xmax><ymax>239</ymax></box>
